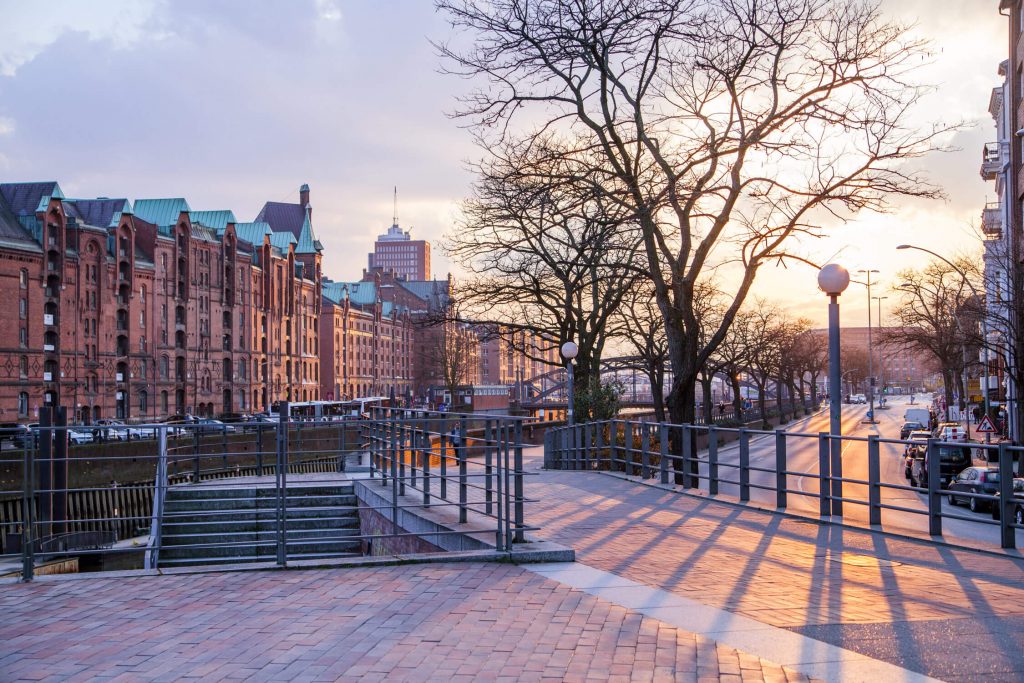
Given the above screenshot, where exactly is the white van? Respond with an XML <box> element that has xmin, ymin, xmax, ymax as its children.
<box><xmin>904</xmin><ymin>408</ymin><xmax>931</xmax><ymax>425</ymax></box>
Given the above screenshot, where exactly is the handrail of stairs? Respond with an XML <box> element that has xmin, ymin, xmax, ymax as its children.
<box><xmin>144</xmin><ymin>427</ymin><xmax>169</xmax><ymax>570</ymax></box>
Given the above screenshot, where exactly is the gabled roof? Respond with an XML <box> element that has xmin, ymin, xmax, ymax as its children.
<box><xmin>63</xmin><ymin>198</ymin><xmax>131</xmax><ymax>228</ymax></box>
<box><xmin>189</xmin><ymin>210</ymin><xmax>237</xmax><ymax>235</ymax></box>
<box><xmin>0</xmin><ymin>181</ymin><xmax>64</xmax><ymax>216</ymax></box>
<box><xmin>235</xmin><ymin>221</ymin><xmax>273</xmax><ymax>247</ymax></box>
<box><xmin>399</xmin><ymin>279</ymin><xmax>452</xmax><ymax>308</ymax></box>
<box><xmin>324</xmin><ymin>280</ymin><xmax>377</xmax><ymax>306</ymax></box>
<box><xmin>133</xmin><ymin>198</ymin><xmax>191</xmax><ymax>230</ymax></box>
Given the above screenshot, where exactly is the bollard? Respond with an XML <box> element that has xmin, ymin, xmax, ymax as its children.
<box><xmin>999</xmin><ymin>442</ymin><xmax>1014</xmax><ymax>549</ymax></box>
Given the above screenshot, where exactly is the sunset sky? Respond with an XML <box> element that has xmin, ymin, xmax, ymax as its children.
<box><xmin>0</xmin><ymin>1</ymin><xmax>1007</xmax><ymax>328</ymax></box>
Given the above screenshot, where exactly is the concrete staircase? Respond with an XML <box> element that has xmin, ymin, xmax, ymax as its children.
<box><xmin>157</xmin><ymin>484</ymin><xmax>362</xmax><ymax>567</ymax></box>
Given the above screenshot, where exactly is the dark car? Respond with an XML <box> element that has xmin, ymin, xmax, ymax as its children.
<box><xmin>910</xmin><ymin>444</ymin><xmax>973</xmax><ymax>489</ymax></box>
<box><xmin>947</xmin><ymin>467</ymin><xmax>1001</xmax><ymax>513</ymax></box>
<box><xmin>991</xmin><ymin>479</ymin><xmax>1024</xmax><ymax>523</ymax></box>
<box><xmin>900</xmin><ymin>421</ymin><xmax>926</xmax><ymax>440</ymax></box>
<box><xmin>0</xmin><ymin>422</ymin><xmax>28</xmax><ymax>448</ymax></box>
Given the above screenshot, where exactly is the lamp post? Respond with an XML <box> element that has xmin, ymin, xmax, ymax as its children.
<box><xmin>857</xmin><ymin>269</ymin><xmax>880</xmax><ymax>423</ymax></box>
<box><xmin>561</xmin><ymin>341</ymin><xmax>578</xmax><ymax>425</ymax></box>
<box><xmin>897</xmin><ymin>243</ymin><xmax>989</xmax><ymax>435</ymax></box>
<box><xmin>872</xmin><ymin>295</ymin><xmax>889</xmax><ymax>394</ymax></box>
<box><xmin>819</xmin><ymin>263</ymin><xmax>850</xmax><ymax>517</ymax></box>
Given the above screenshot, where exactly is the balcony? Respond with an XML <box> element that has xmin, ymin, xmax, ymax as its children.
<box><xmin>981</xmin><ymin>141</ymin><xmax>1001</xmax><ymax>180</ymax></box>
<box><xmin>43</xmin><ymin>314</ymin><xmax>54</xmax><ymax>326</ymax></box>
<box><xmin>983</xmin><ymin>203</ymin><xmax>1002</xmax><ymax>238</ymax></box>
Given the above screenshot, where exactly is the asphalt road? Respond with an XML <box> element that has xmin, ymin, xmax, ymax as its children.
<box><xmin>698</xmin><ymin>394</ymin><xmax>1019</xmax><ymax>549</ymax></box>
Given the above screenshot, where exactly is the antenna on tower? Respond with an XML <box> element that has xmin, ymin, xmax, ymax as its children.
<box><xmin>392</xmin><ymin>186</ymin><xmax>398</xmax><ymax>227</ymax></box>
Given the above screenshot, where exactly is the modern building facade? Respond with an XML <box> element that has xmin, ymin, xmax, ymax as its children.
<box><xmin>367</xmin><ymin>222</ymin><xmax>430</xmax><ymax>281</ymax></box>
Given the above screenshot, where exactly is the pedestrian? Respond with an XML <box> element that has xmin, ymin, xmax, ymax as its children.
<box><xmin>718</xmin><ymin>402</ymin><xmax>725</xmax><ymax>417</ymax></box>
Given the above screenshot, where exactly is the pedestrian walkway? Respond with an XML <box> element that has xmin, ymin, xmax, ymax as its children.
<box><xmin>1</xmin><ymin>445</ymin><xmax>1022</xmax><ymax>681</ymax></box>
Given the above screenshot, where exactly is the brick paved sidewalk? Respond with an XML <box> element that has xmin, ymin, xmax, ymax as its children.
<box><xmin>522</xmin><ymin>448</ymin><xmax>1024</xmax><ymax>681</ymax></box>
<box><xmin>0</xmin><ymin>563</ymin><xmax>817</xmax><ymax>683</ymax></box>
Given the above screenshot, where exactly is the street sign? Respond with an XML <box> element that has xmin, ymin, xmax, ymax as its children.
<box><xmin>976</xmin><ymin>415</ymin><xmax>997</xmax><ymax>434</ymax></box>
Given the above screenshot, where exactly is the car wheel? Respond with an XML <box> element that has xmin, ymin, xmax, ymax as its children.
<box><xmin>948</xmin><ymin>493</ymin><xmax>957</xmax><ymax>506</ymax></box>
<box><xmin>969</xmin><ymin>495</ymin><xmax>979</xmax><ymax>513</ymax></box>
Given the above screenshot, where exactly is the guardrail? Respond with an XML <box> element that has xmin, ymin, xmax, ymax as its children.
<box><xmin>2</xmin><ymin>406</ymin><xmax>537</xmax><ymax>581</ymax></box>
<box><xmin>545</xmin><ymin>419</ymin><xmax>1024</xmax><ymax>550</ymax></box>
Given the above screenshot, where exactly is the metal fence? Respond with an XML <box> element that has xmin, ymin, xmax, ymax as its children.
<box><xmin>545</xmin><ymin>419</ymin><xmax>1024</xmax><ymax>550</ymax></box>
<box><xmin>2</xmin><ymin>406</ymin><xmax>533</xmax><ymax>582</ymax></box>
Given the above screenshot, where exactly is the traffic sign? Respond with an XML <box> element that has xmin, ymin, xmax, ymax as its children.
<box><xmin>976</xmin><ymin>415</ymin><xmax>997</xmax><ymax>434</ymax></box>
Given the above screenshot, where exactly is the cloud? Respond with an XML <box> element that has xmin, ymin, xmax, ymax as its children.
<box><xmin>0</xmin><ymin>117</ymin><xmax>13</xmax><ymax>136</ymax></box>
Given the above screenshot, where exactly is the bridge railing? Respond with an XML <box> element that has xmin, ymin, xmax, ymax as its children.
<box><xmin>544</xmin><ymin>419</ymin><xmax>1024</xmax><ymax>551</ymax></box>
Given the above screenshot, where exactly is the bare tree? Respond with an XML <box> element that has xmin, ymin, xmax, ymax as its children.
<box><xmin>437</xmin><ymin>0</ymin><xmax>950</xmax><ymax>451</ymax></box>
<box><xmin>614</xmin><ymin>280</ymin><xmax>669</xmax><ymax>421</ymax></box>
<box><xmin>447</xmin><ymin>135</ymin><xmax>642</xmax><ymax>408</ymax></box>
<box><xmin>882</xmin><ymin>258</ymin><xmax>979</xmax><ymax>418</ymax></box>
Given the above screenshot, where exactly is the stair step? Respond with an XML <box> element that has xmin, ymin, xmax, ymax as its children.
<box><xmin>159</xmin><ymin>539</ymin><xmax>361</xmax><ymax>560</ymax></box>
<box><xmin>162</xmin><ymin>506</ymin><xmax>359</xmax><ymax>523</ymax></box>
<box><xmin>157</xmin><ymin>550</ymin><xmax>363</xmax><ymax>567</ymax></box>
<box><xmin>166</xmin><ymin>485</ymin><xmax>354</xmax><ymax>501</ymax></box>
<box><xmin>165</xmin><ymin>495</ymin><xmax>356</xmax><ymax>512</ymax></box>
<box><xmin>162</xmin><ymin>528</ymin><xmax>361</xmax><ymax>546</ymax></box>
<box><xmin>162</xmin><ymin>516</ymin><xmax>359</xmax><ymax>536</ymax></box>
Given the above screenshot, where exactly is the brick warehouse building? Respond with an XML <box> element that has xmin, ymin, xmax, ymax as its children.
<box><xmin>0</xmin><ymin>181</ymin><xmax>323</xmax><ymax>424</ymax></box>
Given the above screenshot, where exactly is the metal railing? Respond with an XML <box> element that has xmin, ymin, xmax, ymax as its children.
<box><xmin>546</xmin><ymin>419</ymin><xmax>1024</xmax><ymax>550</ymax></box>
<box><xmin>1</xmin><ymin>406</ymin><xmax>536</xmax><ymax>582</ymax></box>
<box><xmin>366</xmin><ymin>407</ymin><xmax>533</xmax><ymax>552</ymax></box>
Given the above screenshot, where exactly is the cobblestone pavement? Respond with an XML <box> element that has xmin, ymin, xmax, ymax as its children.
<box><xmin>0</xmin><ymin>563</ymin><xmax>818</xmax><ymax>683</ymax></box>
<box><xmin>520</xmin><ymin>449</ymin><xmax>1024</xmax><ymax>681</ymax></box>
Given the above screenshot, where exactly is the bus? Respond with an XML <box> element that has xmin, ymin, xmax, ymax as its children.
<box><xmin>270</xmin><ymin>398</ymin><xmax>391</xmax><ymax>421</ymax></box>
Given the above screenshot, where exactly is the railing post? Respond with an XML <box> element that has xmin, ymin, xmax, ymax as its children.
<box><xmin>738</xmin><ymin>428</ymin><xmax>750</xmax><ymax>502</ymax></box>
<box><xmin>707</xmin><ymin>426</ymin><xmax>718</xmax><ymax>496</ymax></box>
<box><xmin>146</xmin><ymin>426</ymin><xmax>169</xmax><ymax>571</ymax></box>
<box><xmin>830</xmin><ymin>432</ymin><xmax>843</xmax><ymax>518</ymax></box>
<box><xmin>495</xmin><ymin>421</ymin><xmax>505</xmax><ymax>551</ymax></box>
<box><xmin>927</xmin><ymin>439</ymin><xmax>942</xmax><ymax>537</ymax></box>
<box><xmin>21</xmin><ymin>438</ymin><xmax>34</xmax><ymax>582</ymax></box>
<box><xmin>868</xmin><ymin>435</ymin><xmax>881</xmax><ymax>526</ymax></box>
<box><xmin>390</xmin><ymin>412</ymin><xmax>400</xmax><ymax>537</ymax></box>
<box><xmin>817</xmin><ymin>432</ymin><xmax>831</xmax><ymax>518</ymax></box>
<box><xmin>440</xmin><ymin>426</ymin><xmax>448</xmax><ymax>499</ymax></box>
<box><xmin>193</xmin><ymin>426</ymin><xmax>200</xmax><ymax>483</ymax></box>
<box><xmin>659</xmin><ymin>423</ymin><xmax>669</xmax><ymax>485</ymax></box>
<box><xmin>422</xmin><ymin>424</ymin><xmax>431</xmax><ymax>508</ymax></box>
<box><xmin>458</xmin><ymin>416</ymin><xmax>468</xmax><ymax>524</ymax></box>
<box><xmin>775</xmin><ymin>429</ymin><xmax>787</xmax><ymax>509</ymax></box>
<box><xmin>584</xmin><ymin>422</ymin><xmax>593</xmax><ymax>470</ymax></box>
<box><xmin>275</xmin><ymin>406</ymin><xmax>289</xmax><ymax>566</ymax></box>
<box><xmin>999</xmin><ymin>443</ymin><xmax>1015</xmax><ymax>549</ymax></box>
<box><xmin>484</xmin><ymin>419</ymin><xmax>494</xmax><ymax>516</ymax></box>
<box><xmin>641</xmin><ymin>423</ymin><xmax>651</xmax><ymax>479</ymax></box>
<box><xmin>257</xmin><ymin>424</ymin><xmax>263</xmax><ymax>476</ymax></box>
<box><xmin>681</xmin><ymin>424</ymin><xmax>693</xmax><ymax>488</ymax></box>
<box><xmin>514</xmin><ymin>420</ymin><xmax>525</xmax><ymax>543</ymax></box>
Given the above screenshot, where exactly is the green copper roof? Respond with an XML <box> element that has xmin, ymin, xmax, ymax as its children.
<box><xmin>189</xmin><ymin>210</ymin><xmax>237</xmax><ymax>234</ymax></box>
<box><xmin>269</xmin><ymin>230</ymin><xmax>296</xmax><ymax>251</ymax></box>
<box><xmin>33</xmin><ymin>182</ymin><xmax>65</xmax><ymax>212</ymax></box>
<box><xmin>134</xmin><ymin>198</ymin><xmax>191</xmax><ymax>229</ymax></box>
<box><xmin>295</xmin><ymin>207</ymin><xmax>320</xmax><ymax>254</ymax></box>
<box><xmin>235</xmin><ymin>221</ymin><xmax>273</xmax><ymax>247</ymax></box>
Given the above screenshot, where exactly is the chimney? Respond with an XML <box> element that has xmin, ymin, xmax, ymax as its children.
<box><xmin>299</xmin><ymin>183</ymin><xmax>310</xmax><ymax>208</ymax></box>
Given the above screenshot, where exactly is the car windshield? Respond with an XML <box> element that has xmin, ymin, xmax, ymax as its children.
<box><xmin>1015</xmin><ymin>480</ymin><xmax>1024</xmax><ymax>493</ymax></box>
<box><xmin>938</xmin><ymin>446</ymin><xmax>971</xmax><ymax>462</ymax></box>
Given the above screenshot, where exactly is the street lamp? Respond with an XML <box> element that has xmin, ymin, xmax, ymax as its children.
<box><xmin>857</xmin><ymin>268</ymin><xmax>881</xmax><ymax>424</ymax></box>
<box><xmin>897</xmin><ymin>244</ymin><xmax>989</xmax><ymax>436</ymax></box>
<box><xmin>818</xmin><ymin>263</ymin><xmax>850</xmax><ymax>518</ymax></box>
<box><xmin>561</xmin><ymin>340</ymin><xmax>578</xmax><ymax>425</ymax></box>
<box><xmin>872</xmin><ymin>295</ymin><xmax>889</xmax><ymax>393</ymax></box>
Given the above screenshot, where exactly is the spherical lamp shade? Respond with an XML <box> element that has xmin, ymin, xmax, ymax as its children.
<box><xmin>817</xmin><ymin>263</ymin><xmax>850</xmax><ymax>296</ymax></box>
<box><xmin>561</xmin><ymin>341</ymin><xmax>579</xmax><ymax>360</ymax></box>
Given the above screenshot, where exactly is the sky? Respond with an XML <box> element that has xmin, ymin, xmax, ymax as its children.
<box><xmin>0</xmin><ymin>0</ymin><xmax>1008</xmax><ymax>329</ymax></box>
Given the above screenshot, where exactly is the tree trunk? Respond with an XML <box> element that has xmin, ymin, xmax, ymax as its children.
<box><xmin>810</xmin><ymin>371</ymin><xmax>820</xmax><ymax>408</ymax></box>
<box><xmin>797</xmin><ymin>377</ymin><xmax>808</xmax><ymax>416</ymax></box>
<box><xmin>757</xmin><ymin>382</ymin><xmax>769</xmax><ymax>430</ymax></box>
<box><xmin>775</xmin><ymin>376</ymin><xmax>786</xmax><ymax>423</ymax></box>
<box><xmin>942</xmin><ymin>370</ymin><xmax>955</xmax><ymax>422</ymax></box>
<box><xmin>700</xmin><ymin>374</ymin><xmax>713</xmax><ymax>424</ymax></box>
<box><xmin>646</xmin><ymin>363</ymin><xmax>666</xmax><ymax>423</ymax></box>
<box><xmin>666</xmin><ymin>357</ymin><xmax>699</xmax><ymax>487</ymax></box>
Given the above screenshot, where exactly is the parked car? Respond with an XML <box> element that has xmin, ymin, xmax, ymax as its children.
<box><xmin>66</xmin><ymin>428</ymin><xmax>94</xmax><ymax>445</ymax></box>
<box><xmin>903</xmin><ymin>431</ymin><xmax>930</xmax><ymax>478</ymax></box>
<box><xmin>947</xmin><ymin>467</ymin><xmax>1001</xmax><ymax>513</ymax></box>
<box><xmin>932</xmin><ymin>422</ymin><xmax>965</xmax><ymax>441</ymax></box>
<box><xmin>194</xmin><ymin>418</ymin><xmax>236</xmax><ymax>435</ymax></box>
<box><xmin>900</xmin><ymin>421</ymin><xmax>927</xmax><ymax>440</ymax></box>
<box><xmin>851</xmin><ymin>394</ymin><xmax>867</xmax><ymax>404</ymax></box>
<box><xmin>0</xmin><ymin>422</ymin><xmax>27</xmax><ymax>448</ymax></box>
<box><xmin>991</xmin><ymin>479</ymin><xmax>1024</xmax><ymax>523</ymax></box>
<box><xmin>910</xmin><ymin>444</ymin><xmax>973</xmax><ymax>489</ymax></box>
